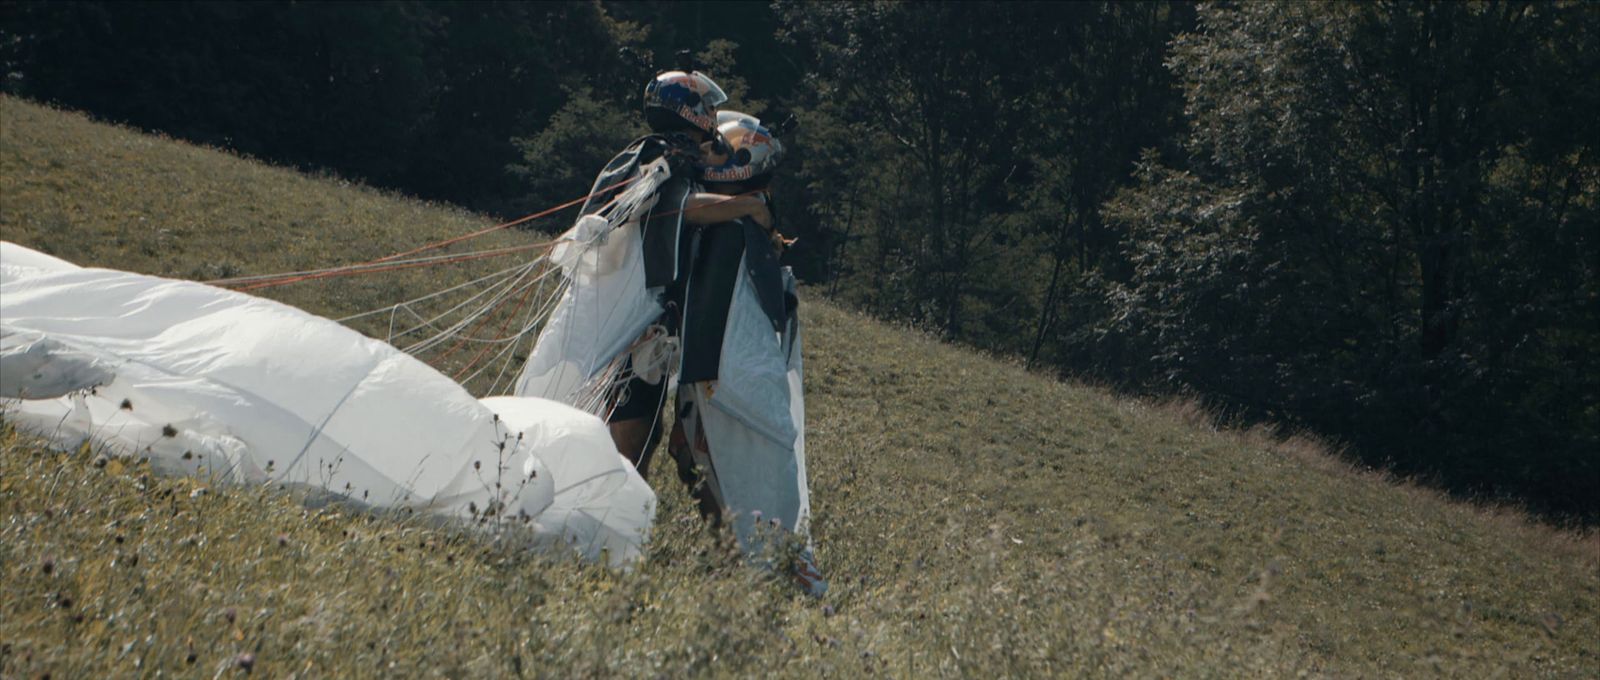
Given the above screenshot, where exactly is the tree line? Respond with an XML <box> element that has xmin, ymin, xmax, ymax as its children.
<box><xmin>3</xmin><ymin>1</ymin><xmax>1594</xmax><ymax>523</ymax></box>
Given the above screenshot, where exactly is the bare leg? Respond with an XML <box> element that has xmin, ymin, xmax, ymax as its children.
<box><xmin>609</xmin><ymin>416</ymin><xmax>663</xmax><ymax>477</ymax></box>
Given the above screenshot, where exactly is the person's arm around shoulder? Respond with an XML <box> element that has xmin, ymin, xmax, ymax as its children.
<box><xmin>683</xmin><ymin>193</ymin><xmax>772</xmax><ymax>229</ymax></box>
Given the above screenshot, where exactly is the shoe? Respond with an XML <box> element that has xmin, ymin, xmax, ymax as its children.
<box><xmin>792</xmin><ymin>549</ymin><xmax>828</xmax><ymax>598</ymax></box>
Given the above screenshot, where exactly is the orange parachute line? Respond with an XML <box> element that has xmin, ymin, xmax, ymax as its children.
<box><xmin>211</xmin><ymin>174</ymin><xmax>644</xmax><ymax>291</ymax></box>
<box><xmin>212</xmin><ymin>178</ymin><xmax>778</xmax><ymax>292</ymax></box>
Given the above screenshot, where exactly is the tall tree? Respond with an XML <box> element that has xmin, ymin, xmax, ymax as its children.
<box><xmin>1011</xmin><ymin>2</ymin><xmax>1194</xmax><ymax>367</ymax></box>
<box><xmin>778</xmin><ymin>1</ymin><xmax>1055</xmax><ymax>338</ymax></box>
<box><xmin>1105</xmin><ymin>1</ymin><xmax>1598</xmax><ymax>520</ymax></box>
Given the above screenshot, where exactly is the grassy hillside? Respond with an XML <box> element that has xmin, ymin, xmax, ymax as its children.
<box><xmin>2</xmin><ymin>96</ymin><xmax>1596</xmax><ymax>677</ymax></box>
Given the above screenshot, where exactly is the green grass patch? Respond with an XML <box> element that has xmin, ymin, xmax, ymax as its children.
<box><xmin>3</xmin><ymin>96</ymin><xmax>1597</xmax><ymax>677</ymax></box>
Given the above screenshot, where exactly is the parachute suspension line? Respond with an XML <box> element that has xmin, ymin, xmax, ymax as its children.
<box><xmin>401</xmin><ymin>261</ymin><xmax>547</xmax><ymax>355</ymax></box>
<box><xmin>451</xmin><ymin>248</ymin><xmax>576</xmax><ymax>387</ymax></box>
<box><xmin>205</xmin><ymin>243</ymin><xmax>549</xmax><ymax>289</ymax></box>
<box><xmin>388</xmin><ymin>304</ymin><xmax>444</xmax><ymax>345</ymax></box>
<box><xmin>475</xmin><ymin>261</ymin><xmax>576</xmax><ymax>394</ymax></box>
<box><xmin>218</xmin><ymin>242</ymin><xmax>554</xmax><ymax>292</ymax></box>
<box><xmin>371</xmin><ymin>266</ymin><xmax>525</xmax><ymax>346</ymax></box>
<box><xmin>397</xmin><ymin>276</ymin><xmax>528</xmax><ymax>355</ymax></box>
<box><xmin>465</xmin><ymin>281</ymin><xmax>566</xmax><ymax>393</ymax></box>
<box><xmin>462</xmin><ymin>334</ymin><xmax>525</xmax><ymax>394</ymax></box>
<box><xmin>388</xmin><ymin>261</ymin><xmax>556</xmax><ymax>349</ymax></box>
<box><xmin>457</xmin><ymin>264</ymin><xmax>570</xmax><ymax>395</ymax></box>
<box><xmin>297</xmin><ymin>179</ymin><xmax>758</xmax><ymax>300</ymax></box>
<box><xmin>334</xmin><ymin>260</ymin><xmax>532</xmax><ymax>325</ymax></box>
<box><xmin>450</xmin><ymin>261</ymin><xmax>563</xmax><ymax>345</ymax></box>
<box><xmin>203</xmin><ymin>174</ymin><xmax>644</xmax><ymax>291</ymax></box>
<box><xmin>387</xmin><ymin>266</ymin><xmax>531</xmax><ymax>351</ymax></box>
<box><xmin>571</xmin><ymin>351</ymin><xmax>633</xmax><ymax>418</ymax></box>
<box><xmin>386</xmin><ymin>303</ymin><xmax>402</xmax><ymax>346</ymax></box>
<box><xmin>367</xmin><ymin>174</ymin><xmax>643</xmax><ymax>265</ymax></box>
<box><xmin>482</xmin><ymin>275</ymin><xmax>561</xmax><ymax>396</ymax></box>
<box><xmin>506</xmin><ymin>261</ymin><xmax>574</xmax><ymax>340</ymax></box>
<box><xmin>461</xmin><ymin>305</ymin><xmax>544</xmax><ymax>393</ymax></box>
<box><xmin>450</xmin><ymin>266</ymin><xmax>570</xmax><ymax>345</ymax></box>
<box><xmin>452</xmin><ymin>267</ymin><xmax>549</xmax><ymax>382</ymax></box>
<box><xmin>421</xmin><ymin>261</ymin><xmax>551</xmax><ymax>362</ymax></box>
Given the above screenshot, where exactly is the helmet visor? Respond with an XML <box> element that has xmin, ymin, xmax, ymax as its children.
<box><xmin>694</xmin><ymin>73</ymin><xmax>729</xmax><ymax>108</ymax></box>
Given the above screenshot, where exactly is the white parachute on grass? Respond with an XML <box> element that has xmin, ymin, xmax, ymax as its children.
<box><xmin>0</xmin><ymin>240</ymin><xmax>653</xmax><ymax>566</ymax></box>
<box><xmin>0</xmin><ymin>138</ymin><xmax>816</xmax><ymax>575</ymax></box>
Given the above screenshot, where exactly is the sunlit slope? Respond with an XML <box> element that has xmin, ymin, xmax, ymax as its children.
<box><xmin>0</xmin><ymin>96</ymin><xmax>528</xmax><ymax>323</ymax></box>
<box><xmin>2</xmin><ymin>96</ymin><xmax>1595</xmax><ymax>677</ymax></box>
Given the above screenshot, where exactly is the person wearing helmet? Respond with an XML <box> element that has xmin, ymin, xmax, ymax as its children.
<box><xmin>659</xmin><ymin>110</ymin><xmax>791</xmax><ymax>522</ymax></box>
<box><xmin>667</xmin><ymin>111</ymin><xmax>827</xmax><ymax>597</ymax></box>
<box><xmin>571</xmin><ymin>67</ymin><xmax>727</xmax><ymax>222</ymax></box>
<box><xmin>516</xmin><ymin>71</ymin><xmax>824</xmax><ymax>595</ymax></box>
<box><xmin>642</xmin><ymin>76</ymin><xmax>776</xmax><ymax>233</ymax></box>
<box><xmin>698</xmin><ymin>110</ymin><xmax>791</xmax><ymax>251</ymax></box>
<box><xmin>639</xmin><ymin>68</ymin><xmax>778</xmax><ymax>230</ymax></box>
<box><xmin>591</xmin><ymin>69</ymin><xmax>775</xmax><ymax>474</ymax></box>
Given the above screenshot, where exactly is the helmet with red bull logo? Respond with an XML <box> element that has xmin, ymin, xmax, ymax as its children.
<box><xmin>642</xmin><ymin>70</ymin><xmax>729</xmax><ymax>136</ymax></box>
<box><xmin>700</xmin><ymin>111</ymin><xmax>785</xmax><ymax>183</ymax></box>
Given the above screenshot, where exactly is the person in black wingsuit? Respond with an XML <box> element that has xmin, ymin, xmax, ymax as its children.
<box><xmin>587</xmin><ymin>65</ymin><xmax>774</xmax><ymax>472</ymax></box>
<box><xmin>520</xmin><ymin>62</ymin><xmax>823</xmax><ymax>595</ymax></box>
<box><xmin>667</xmin><ymin>110</ymin><xmax>827</xmax><ymax>597</ymax></box>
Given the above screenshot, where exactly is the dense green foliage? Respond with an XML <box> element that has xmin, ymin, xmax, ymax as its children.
<box><xmin>1103</xmin><ymin>3</ymin><xmax>1598</xmax><ymax>522</ymax></box>
<box><xmin>2</xmin><ymin>1</ymin><xmax>1594</xmax><ymax>521</ymax></box>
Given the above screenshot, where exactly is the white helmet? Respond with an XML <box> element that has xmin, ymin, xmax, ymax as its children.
<box><xmin>700</xmin><ymin>111</ymin><xmax>785</xmax><ymax>183</ymax></box>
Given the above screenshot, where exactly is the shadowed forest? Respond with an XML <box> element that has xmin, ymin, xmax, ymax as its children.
<box><xmin>2</xmin><ymin>1</ymin><xmax>1594</xmax><ymax>523</ymax></box>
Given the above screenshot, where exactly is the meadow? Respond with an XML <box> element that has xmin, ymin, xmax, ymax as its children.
<box><xmin>2</xmin><ymin>96</ymin><xmax>1595</xmax><ymax>677</ymax></box>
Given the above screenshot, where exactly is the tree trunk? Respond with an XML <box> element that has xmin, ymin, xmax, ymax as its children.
<box><xmin>1028</xmin><ymin>215</ymin><xmax>1071</xmax><ymax>368</ymax></box>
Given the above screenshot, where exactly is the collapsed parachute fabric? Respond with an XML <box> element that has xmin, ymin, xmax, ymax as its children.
<box><xmin>0</xmin><ymin>242</ymin><xmax>654</xmax><ymax>566</ymax></box>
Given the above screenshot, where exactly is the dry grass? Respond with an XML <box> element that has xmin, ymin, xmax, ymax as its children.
<box><xmin>3</xmin><ymin>95</ymin><xmax>1597</xmax><ymax>677</ymax></box>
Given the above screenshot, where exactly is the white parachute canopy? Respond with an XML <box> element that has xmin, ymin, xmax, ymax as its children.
<box><xmin>0</xmin><ymin>242</ymin><xmax>654</xmax><ymax>566</ymax></box>
<box><xmin>513</xmin><ymin>158</ymin><xmax>672</xmax><ymax>407</ymax></box>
